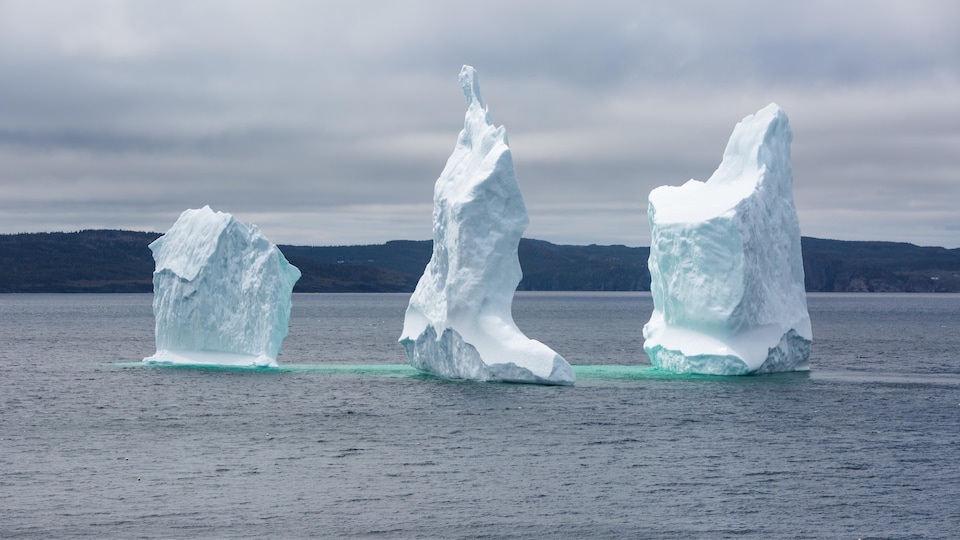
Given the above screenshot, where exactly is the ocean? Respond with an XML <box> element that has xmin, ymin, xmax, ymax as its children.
<box><xmin>1</xmin><ymin>292</ymin><xmax>959</xmax><ymax>538</ymax></box>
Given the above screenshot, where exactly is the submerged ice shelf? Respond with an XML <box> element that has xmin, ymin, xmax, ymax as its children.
<box><xmin>399</xmin><ymin>66</ymin><xmax>575</xmax><ymax>385</ymax></box>
<box><xmin>144</xmin><ymin>206</ymin><xmax>301</xmax><ymax>368</ymax></box>
<box><xmin>643</xmin><ymin>103</ymin><xmax>812</xmax><ymax>375</ymax></box>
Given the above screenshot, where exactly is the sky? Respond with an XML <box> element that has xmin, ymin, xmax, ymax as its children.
<box><xmin>0</xmin><ymin>1</ymin><xmax>958</xmax><ymax>248</ymax></box>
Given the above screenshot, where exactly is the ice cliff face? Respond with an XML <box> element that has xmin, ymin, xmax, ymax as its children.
<box><xmin>643</xmin><ymin>103</ymin><xmax>812</xmax><ymax>375</ymax></box>
<box><xmin>144</xmin><ymin>206</ymin><xmax>301</xmax><ymax>367</ymax></box>
<box><xmin>399</xmin><ymin>66</ymin><xmax>575</xmax><ymax>385</ymax></box>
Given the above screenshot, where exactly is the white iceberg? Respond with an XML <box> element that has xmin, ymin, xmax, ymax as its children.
<box><xmin>399</xmin><ymin>65</ymin><xmax>574</xmax><ymax>385</ymax></box>
<box><xmin>144</xmin><ymin>205</ymin><xmax>301</xmax><ymax>367</ymax></box>
<box><xmin>643</xmin><ymin>103</ymin><xmax>812</xmax><ymax>375</ymax></box>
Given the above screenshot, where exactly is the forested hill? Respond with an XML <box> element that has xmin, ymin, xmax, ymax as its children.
<box><xmin>800</xmin><ymin>237</ymin><xmax>960</xmax><ymax>292</ymax></box>
<box><xmin>1</xmin><ymin>230</ymin><xmax>958</xmax><ymax>293</ymax></box>
<box><xmin>0</xmin><ymin>230</ymin><xmax>162</xmax><ymax>293</ymax></box>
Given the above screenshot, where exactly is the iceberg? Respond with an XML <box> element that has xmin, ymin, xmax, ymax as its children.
<box><xmin>144</xmin><ymin>206</ymin><xmax>301</xmax><ymax>367</ymax></box>
<box><xmin>643</xmin><ymin>103</ymin><xmax>812</xmax><ymax>375</ymax></box>
<box><xmin>399</xmin><ymin>65</ymin><xmax>574</xmax><ymax>385</ymax></box>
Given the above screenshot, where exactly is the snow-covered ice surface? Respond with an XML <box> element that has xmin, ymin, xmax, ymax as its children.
<box><xmin>144</xmin><ymin>206</ymin><xmax>301</xmax><ymax>368</ymax></box>
<box><xmin>643</xmin><ymin>103</ymin><xmax>812</xmax><ymax>375</ymax></box>
<box><xmin>399</xmin><ymin>66</ymin><xmax>574</xmax><ymax>385</ymax></box>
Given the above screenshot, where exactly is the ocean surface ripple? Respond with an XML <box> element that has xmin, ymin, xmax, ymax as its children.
<box><xmin>1</xmin><ymin>292</ymin><xmax>958</xmax><ymax>538</ymax></box>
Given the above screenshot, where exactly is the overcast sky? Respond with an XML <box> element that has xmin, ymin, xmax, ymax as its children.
<box><xmin>1</xmin><ymin>1</ymin><xmax>957</xmax><ymax>248</ymax></box>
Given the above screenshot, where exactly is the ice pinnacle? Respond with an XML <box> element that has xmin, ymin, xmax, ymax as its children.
<box><xmin>399</xmin><ymin>66</ymin><xmax>575</xmax><ymax>385</ymax></box>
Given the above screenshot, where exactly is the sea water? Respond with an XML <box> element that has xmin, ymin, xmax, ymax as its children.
<box><xmin>1</xmin><ymin>293</ymin><xmax>958</xmax><ymax>538</ymax></box>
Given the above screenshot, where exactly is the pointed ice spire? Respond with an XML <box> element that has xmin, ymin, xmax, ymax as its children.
<box><xmin>399</xmin><ymin>66</ymin><xmax>574</xmax><ymax>385</ymax></box>
<box><xmin>459</xmin><ymin>65</ymin><xmax>485</xmax><ymax>109</ymax></box>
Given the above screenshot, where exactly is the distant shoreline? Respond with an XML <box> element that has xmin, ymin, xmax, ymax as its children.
<box><xmin>2</xmin><ymin>230</ymin><xmax>959</xmax><ymax>293</ymax></box>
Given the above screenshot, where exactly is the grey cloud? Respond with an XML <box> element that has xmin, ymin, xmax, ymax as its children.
<box><xmin>0</xmin><ymin>0</ymin><xmax>957</xmax><ymax>248</ymax></box>
<box><xmin>0</xmin><ymin>126</ymin><xmax>306</xmax><ymax>156</ymax></box>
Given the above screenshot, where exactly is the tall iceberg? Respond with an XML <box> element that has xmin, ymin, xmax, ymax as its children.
<box><xmin>399</xmin><ymin>65</ymin><xmax>574</xmax><ymax>385</ymax></box>
<box><xmin>643</xmin><ymin>103</ymin><xmax>812</xmax><ymax>375</ymax></box>
<box><xmin>144</xmin><ymin>206</ymin><xmax>301</xmax><ymax>367</ymax></box>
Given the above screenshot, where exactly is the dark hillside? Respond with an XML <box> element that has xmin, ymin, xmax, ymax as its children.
<box><xmin>1</xmin><ymin>230</ymin><xmax>958</xmax><ymax>293</ymax></box>
<box><xmin>0</xmin><ymin>230</ymin><xmax>161</xmax><ymax>292</ymax></box>
<box><xmin>801</xmin><ymin>237</ymin><xmax>960</xmax><ymax>292</ymax></box>
<box><xmin>518</xmin><ymin>240</ymin><xmax>650</xmax><ymax>291</ymax></box>
<box><xmin>287</xmin><ymin>256</ymin><xmax>418</xmax><ymax>292</ymax></box>
<box><xmin>279</xmin><ymin>240</ymin><xmax>433</xmax><ymax>277</ymax></box>
<box><xmin>282</xmin><ymin>238</ymin><xmax>652</xmax><ymax>291</ymax></box>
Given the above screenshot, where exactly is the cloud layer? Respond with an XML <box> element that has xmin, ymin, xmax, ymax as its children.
<box><xmin>1</xmin><ymin>0</ymin><xmax>958</xmax><ymax>247</ymax></box>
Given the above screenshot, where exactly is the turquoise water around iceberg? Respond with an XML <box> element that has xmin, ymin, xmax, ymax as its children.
<box><xmin>119</xmin><ymin>361</ymin><xmax>960</xmax><ymax>388</ymax></box>
<box><xmin>121</xmin><ymin>361</ymin><xmax>729</xmax><ymax>379</ymax></box>
<box><xmin>119</xmin><ymin>362</ymin><xmax>714</xmax><ymax>384</ymax></box>
<box><xmin>116</xmin><ymin>362</ymin><xmax>706</xmax><ymax>383</ymax></box>
<box><xmin>122</xmin><ymin>362</ymin><xmax>423</xmax><ymax>376</ymax></box>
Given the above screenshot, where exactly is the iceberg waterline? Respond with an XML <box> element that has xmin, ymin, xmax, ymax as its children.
<box><xmin>144</xmin><ymin>206</ymin><xmax>301</xmax><ymax>368</ymax></box>
<box><xmin>125</xmin><ymin>361</ymin><xmax>818</xmax><ymax>383</ymax></box>
<box><xmin>643</xmin><ymin>103</ymin><xmax>812</xmax><ymax>375</ymax></box>
<box><xmin>399</xmin><ymin>65</ymin><xmax>575</xmax><ymax>385</ymax></box>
